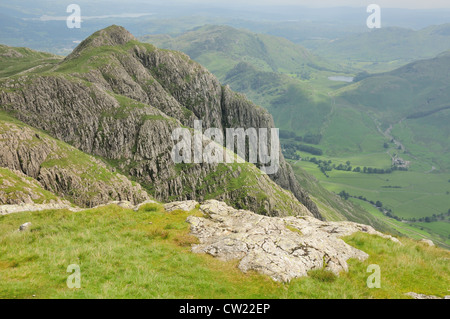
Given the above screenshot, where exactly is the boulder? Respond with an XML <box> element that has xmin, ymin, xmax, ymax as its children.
<box><xmin>420</xmin><ymin>239</ymin><xmax>435</xmax><ymax>247</ymax></box>
<box><xmin>19</xmin><ymin>222</ymin><xmax>32</xmax><ymax>231</ymax></box>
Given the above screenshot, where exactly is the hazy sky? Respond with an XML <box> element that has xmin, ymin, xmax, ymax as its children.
<box><xmin>185</xmin><ymin>0</ymin><xmax>450</xmax><ymax>9</ymax></box>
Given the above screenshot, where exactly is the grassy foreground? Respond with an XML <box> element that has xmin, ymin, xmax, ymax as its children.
<box><xmin>0</xmin><ymin>203</ymin><xmax>448</xmax><ymax>299</ymax></box>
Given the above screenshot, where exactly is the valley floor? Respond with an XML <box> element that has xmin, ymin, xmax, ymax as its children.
<box><xmin>290</xmin><ymin>158</ymin><xmax>450</xmax><ymax>249</ymax></box>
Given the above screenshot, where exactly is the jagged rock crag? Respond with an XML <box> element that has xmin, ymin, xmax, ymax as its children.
<box><xmin>0</xmin><ymin>120</ymin><xmax>149</xmax><ymax>207</ymax></box>
<box><xmin>187</xmin><ymin>200</ymin><xmax>400</xmax><ymax>282</ymax></box>
<box><xmin>0</xmin><ymin>25</ymin><xmax>321</xmax><ymax>219</ymax></box>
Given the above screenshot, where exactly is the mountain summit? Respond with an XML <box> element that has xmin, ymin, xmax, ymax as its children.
<box><xmin>66</xmin><ymin>25</ymin><xmax>137</xmax><ymax>59</ymax></box>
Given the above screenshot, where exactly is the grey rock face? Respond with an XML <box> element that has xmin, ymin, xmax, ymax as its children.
<box><xmin>0</xmin><ymin>120</ymin><xmax>149</xmax><ymax>207</ymax></box>
<box><xmin>187</xmin><ymin>200</ymin><xmax>400</xmax><ymax>282</ymax></box>
<box><xmin>0</xmin><ymin>25</ymin><xmax>321</xmax><ymax>219</ymax></box>
<box><xmin>1</xmin><ymin>203</ymin><xmax>80</xmax><ymax>216</ymax></box>
<box><xmin>405</xmin><ymin>292</ymin><xmax>442</xmax><ymax>299</ymax></box>
<box><xmin>0</xmin><ymin>167</ymin><xmax>61</xmax><ymax>205</ymax></box>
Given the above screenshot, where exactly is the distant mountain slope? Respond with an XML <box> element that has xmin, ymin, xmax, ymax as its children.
<box><xmin>0</xmin><ymin>25</ymin><xmax>319</xmax><ymax>219</ymax></box>
<box><xmin>141</xmin><ymin>24</ymin><xmax>340</xmax><ymax>80</ymax></box>
<box><xmin>308</xmin><ymin>24</ymin><xmax>450</xmax><ymax>71</ymax></box>
<box><xmin>335</xmin><ymin>50</ymin><xmax>450</xmax><ymax>170</ymax></box>
<box><xmin>187</xmin><ymin>31</ymin><xmax>450</xmax><ymax>171</ymax></box>
<box><xmin>339</xmin><ymin>50</ymin><xmax>450</xmax><ymax>120</ymax></box>
<box><xmin>141</xmin><ymin>25</ymin><xmax>344</xmax><ymax>138</ymax></box>
<box><xmin>223</xmin><ymin>62</ymin><xmax>332</xmax><ymax>136</ymax></box>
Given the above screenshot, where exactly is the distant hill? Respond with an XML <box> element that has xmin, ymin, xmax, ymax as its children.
<box><xmin>141</xmin><ymin>24</ymin><xmax>341</xmax><ymax>80</ymax></box>
<box><xmin>335</xmin><ymin>50</ymin><xmax>450</xmax><ymax>169</ymax></box>
<box><xmin>141</xmin><ymin>25</ymin><xmax>347</xmax><ymax>137</ymax></box>
<box><xmin>307</xmin><ymin>24</ymin><xmax>450</xmax><ymax>72</ymax></box>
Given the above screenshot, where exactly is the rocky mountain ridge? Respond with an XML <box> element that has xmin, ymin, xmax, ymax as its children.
<box><xmin>0</xmin><ymin>25</ymin><xmax>320</xmax><ymax>218</ymax></box>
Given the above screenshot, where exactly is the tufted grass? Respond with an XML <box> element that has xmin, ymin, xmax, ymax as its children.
<box><xmin>0</xmin><ymin>204</ymin><xmax>448</xmax><ymax>299</ymax></box>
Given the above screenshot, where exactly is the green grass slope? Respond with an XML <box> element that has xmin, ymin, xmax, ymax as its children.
<box><xmin>0</xmin><ymin>44</ymin><xmax>62</xmax><ymax>78</ymax></box>
<box><xmin>0</xmin><ymin>167</ymin><xmax>61</xmax><ymax>205</ymax></box>
<box><xmin>292</xmin><ymin>160</ymin><xmax>450</xmax><ymax>248</ymax></box>
<box><xmin>336</xmin><ymin>50</ymin><xmax>450</xmax><ymax>170</ymax></box>
<box><xmin>289</xmin><ymin>161</ymin><xmax>394</xmax><ymax>233</ymax></box>
<box><xmin>0</xmin><ymin>203</ymin><xmax>448</xmax><ymax>298</ymax></box>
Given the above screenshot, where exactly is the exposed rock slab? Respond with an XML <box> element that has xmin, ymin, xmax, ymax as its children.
<box><xmin>405</xmin><ymin>292</ymin><xmax>445</xmax><ymax>299</ymax></box>
<box><xmin>187</xmin><ymin>200</ymin><xmax>400</xmax><ymax>282</ymax></box>
<box><xmin>419</xmin><ymin>239</ymin><xmax>435</xmax><ymax>247</ymax></box>
<box><xmin>164</xmin><ymin>200</ymin><xmax>199</xmax><ymax>212</ymax></box>
<box><xmin>1</xmin><ymin>203</ymin><xmax>81</xmax><ymax>215</ymax></box>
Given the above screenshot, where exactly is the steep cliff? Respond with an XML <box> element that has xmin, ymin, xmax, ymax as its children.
<box><xmin>0</xmin><ymin>113</ymin><xmax>149</xmax><ymax>207</ymax></box>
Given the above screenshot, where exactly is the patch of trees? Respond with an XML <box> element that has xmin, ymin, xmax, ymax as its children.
<box><xmin>279</xmin><ymin>130</ymin><xmax>322</xmax><ymax>145</ymax></box>
<box><xmin>340</xmin><ymin>192</ymin><xmax>450</xmax><ymax>224</ymax></box>
<box><xmin>304</xmin><ymin>157</ymin><xmax>397</xmax><ymax>177</ymax></box>
<box><xmin>409</xmin><ymin>211</ymin><xmax>450</xmax><ymax>223</ymax></box>
<box><xmin>279</xmin><ymin>130</ymin><xmax>296</xmax><ymax>139</ymax></box>
<box><xmin>303</xmin><ymin>134</ymin><xmax>322</xmax><ymax>145</ymax></box>
<box><xmin>406</xmin><ymin>105</ymin><xmax>450</xmax><ymax>120</ymax></box>
<box><xmin>359</xmin><ymin>166</ymin><xmax>393</xmax><ymax>174</ymax></box>
<box><xmin>353</xmin><ymin>71</ymin><xmax>371</xmax><ymax>82</ymax></box>
<box><xmin>293</xmin><ymin>71</ymin><xmax>311</xmax><ymax>80</ymax></box>
<box><xmin>338</xmin><ymin>190</ymin><xmax>350</xmax><ymax>200</ymax></box>
<box><xmin>281</xmin><ymin>143</ymin><xmax>323</xmax><ymax>159</ymax></box>
<box><xmin>392</xmin><ymin>166</ymin><xmax>408</xmax><ymax>171</ymax></box>
<box><xmin>298</xmin><ymin>144</ymin><xmax>323</xmax><ymax>155</ymax></box>
<box><xmin>353</xmin><ymin>166</ymin><xmax>408</xmax><ymax>174</ymax></box>
<box><xmin>282</xmin><ymin>145</ymin><xmax>300</xmax><ymax>160</ymax></box>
